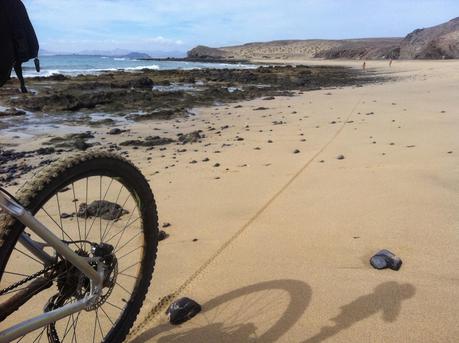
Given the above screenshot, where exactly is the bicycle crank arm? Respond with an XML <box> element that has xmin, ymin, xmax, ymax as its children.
<box><xmin>0</xmin><ymin>295</ymin><xmax>95</xmax><ymax>342</ymax></box>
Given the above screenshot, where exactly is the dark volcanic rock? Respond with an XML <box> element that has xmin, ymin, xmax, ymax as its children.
<box><xmin>77</xmin><ymin>200</ymin><xmax>128</xmax><ymax>220</ymax></box>
<box><xmin>178</xmin><ymin>131</ymin><xmax>204</xmax><ymax>144</ymax></box>
<box><xmin>108</xmin><ymin>128</ymin><xmax>123</xmax><ymax>135</ymax></box>
<box><xmin>166</xmin><ymin>297</ymin><xmax>202</xmax><ymax>325</ymax></box>
<box><xmin>44</xmin><ymin>132</ymin><xmax>94</xmax><ymax>151</ymax></box>
<box><xmin>0</xmin><ymin>108</ymin><xmax>26</xmax><ymax>117</ymax></box>
<box><xmin>120</xmin><ymin>136</ymin><xmax>175</xmax><ymax>147</ymax></box>
<box><xmin>127</xmin><ymin>109</ymin><xmax>181</xmax><ymax>121</ymax></box>
<box><xmin>5</xmin><ymin>65</ymin><xmax>382</xmax><ymax>121</ymax></box>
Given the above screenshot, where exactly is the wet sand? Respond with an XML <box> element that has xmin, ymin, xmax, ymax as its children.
<box><xmin>1</xmin><ymin>59</ymin><xmax>459</xmax><ymax>342</ymax></box>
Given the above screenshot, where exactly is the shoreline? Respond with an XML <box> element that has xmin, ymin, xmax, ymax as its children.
<box><xmin>0</xmin><ymin>63</ymin><xmax>387</xmax><ymax>187</ymax></box>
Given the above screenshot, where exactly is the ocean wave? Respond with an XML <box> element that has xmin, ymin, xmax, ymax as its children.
<box><xmin>127</xmin><ymin>65</ymin><xmax>160</xmax><ymax>71</ymax></box>
<box><xmin>23</xmin><ymin>64</ymin><xmax>161</xmax><ymax>77</ymax></box>
<box><xmin>113</xmin><ymin>57</ymin><xmax>127</xmax><ymax>61</ymax></box>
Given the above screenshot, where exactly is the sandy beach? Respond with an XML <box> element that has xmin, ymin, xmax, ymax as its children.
<box><xmin>1</xmin><ymin>59</ymin><xmax>458</xmax><ymax>342</ymax></box>
<box><xmin>123</xmin><ymin>60</ymin><xmax>459</xmax><ymax>342</ymax></box>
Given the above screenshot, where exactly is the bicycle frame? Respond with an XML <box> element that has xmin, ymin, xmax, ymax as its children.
<box><xmin>0</xmin><ymin>189</ymin><xmax>104</xmax><ymax>342</ymax></box>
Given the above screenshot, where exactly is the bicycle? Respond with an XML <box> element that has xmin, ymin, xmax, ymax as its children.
<box><xmin>0</xmin><ymin>150</ymin><xmax>159</xmax><ymax>342</ymax></box>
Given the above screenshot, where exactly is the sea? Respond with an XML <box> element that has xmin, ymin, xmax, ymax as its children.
<box><xmin>21</xmin><ymin>55</ymin><xmax>255</xmax><ymax>77</ymax></box>
<box><xmin>1</xmin><ymin>55</ymin><xmax>256</xmax><ymax>138</ymax></box>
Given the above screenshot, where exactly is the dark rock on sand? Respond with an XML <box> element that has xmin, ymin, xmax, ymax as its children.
<box><xmin>158</xmin><ymin>230</ymin><xmax>169</xmax><ymax>241</ymax></box>
<box><xmin>44</xmin><ymin>132</ymin><xmax>94</xmax><ymax>151</ymax></box>
<box><xmin>178</xmin><ymin>130</ymin><xmax>204</xmax><ymax>144</ymax></box>
<box><xmin>370</xmin><ymin>249</ymin><xmax>402</xmax><ymax>271</ymax></box>
<box><xmin>77</xmin><ymin>200</ymin><xmax>128</xmax><ymax>220</ymax></box>
<box><xmin>35</xmin><ymin>147</ymin><xmax>55</xmax><ymax>155</ymax></box>
<box><xmin>108</xmin><ymin>128</ymin><xmax>123</xmax><ymax>135</ymax></box>
<box><xmin>120</xmin><ymin>136</ymin><xmax>175</xmax><ymax>147</ymax></box>
<box><xmin>127</xmin><ymin>109</ymin><xmax>183</xmax><ymax>121</ymax></box>
<box><xmin>166</xmin><ymin>297</ymin><xmax>202</xmax><ymax>325</ymax></box>
<box><xmin>60</xmin><ymin>212</ymin><xmax>74</xmax><ymax>219</ymax></box>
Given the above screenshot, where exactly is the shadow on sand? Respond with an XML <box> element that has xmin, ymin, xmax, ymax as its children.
<box><xmin>302</xmin><ymin>281</ymin><xmax>416</xmax><ymax>342</ymax></box>
<box><xmin>131</xmin><ymin>280</ymin><xmax>415</xmax><ymax>342</ymax></box>
<box><xmin>131</xmin><ymin>279</ymin><xmax>312</xmax><ymax>342</ymax></box>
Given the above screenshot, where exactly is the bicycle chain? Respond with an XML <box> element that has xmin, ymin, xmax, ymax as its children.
<box><xmin>0</xmin><ymin>263</ymin><xmax>57</xmax><ymax>296</ymax></box>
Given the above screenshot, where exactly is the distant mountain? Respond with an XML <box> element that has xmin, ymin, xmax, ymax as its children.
<box><xmin>122</xmin><ymin>52</ymin><xmax>151</xmax><ymax>59</ymax></box>
<box><xmin>77</xmin><ymin>48</ymin><xmax>132</xmax><ymax>56</ymax></box>
<box><xmin>188</xmin><ymin>17</ymin><xmax>459</xmax><ymax>60</ymax></box>
<box><xmin>400</xmin><ymin>17</ymin><xmax>459</xmax><ymax>59</ymax></box>
<box><xmin>39</xmin><ymin>49</ymin><xmax>186</xmax><ymax>59</ymax></box>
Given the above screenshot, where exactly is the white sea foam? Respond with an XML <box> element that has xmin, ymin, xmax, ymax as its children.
<box><xmin>127</xmin><ymin>64</ymin><xmax>160</xmax><ymax>71</ymax></box>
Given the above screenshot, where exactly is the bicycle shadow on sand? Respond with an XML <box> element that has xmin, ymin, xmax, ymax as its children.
<box><xmin>131</xmin><ymin>280</ymin><xmax>415</xmax><ymax>342</ymax></box>
<box><xmin>131</xmin><ymin>279</ymin><xmax>312</xmax><ymax>342</ymax></box>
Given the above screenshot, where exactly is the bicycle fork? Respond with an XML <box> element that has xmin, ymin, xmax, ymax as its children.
<box><xmin>0</xmin><ymin>189</ymin><xmax>104</xmax><ymax>342</ymax></box>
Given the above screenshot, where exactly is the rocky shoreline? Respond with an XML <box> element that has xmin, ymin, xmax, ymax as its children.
<box><xmin>0</xmin><ymin>64</ymin><xmax>384</xmax><ymax>187</ymax></box>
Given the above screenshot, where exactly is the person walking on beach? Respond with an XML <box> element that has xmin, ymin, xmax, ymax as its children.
<box><xmin>389</xmin><ymin>58</ymin><xmax>393</xmax><ymax>67</ymax></box>
<box><xmin>362</xmin><ymin>61</ymin><xmax>366</xmax><ymax>71</ymax></box>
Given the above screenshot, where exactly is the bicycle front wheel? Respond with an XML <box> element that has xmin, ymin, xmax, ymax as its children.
<box><xmin>0</xmin><ymin>150</ymin><xmax>158</xmax><ymax>343</ymax></box>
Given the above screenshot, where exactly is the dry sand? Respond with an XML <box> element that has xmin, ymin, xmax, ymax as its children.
<box><xmin>127</xmin><ymin>60</ymin><xmax>459</xmax><ymax>342</ymax></box>
<box><xmin>2</xmin><ymin>59</ymin><xmax>459</xmax><ymax>342</ymax></box>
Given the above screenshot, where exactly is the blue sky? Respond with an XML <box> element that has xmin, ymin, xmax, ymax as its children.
<box><xmin>24</xmin><ymin>0</ymin><xmax>459</xmax><ymax>55</ymax></box>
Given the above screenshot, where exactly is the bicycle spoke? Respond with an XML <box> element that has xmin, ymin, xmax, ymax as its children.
<box><xmin>100</xmin><ymin>305</ymin><xmax>114</xmax><ymax>326</ymax></box>
<box><xmin>117</xmin><ymin>244</ymin><xmax>143</xmax><ymax>261</ymax></box>
<box><xmin>3</xmin><ymin>270</ymin><xmax>29</xmax><ymax>277</ymax></box>
<box><xmin>84</xmin><ymin>177</ymin><xmax>88</xmax><ymax>241</ymax></box>
<box><xmin>105</xmin><ymin>216</ymin><xmax>140</xmax><ymax>245</ymax></box>
<box><xmin>101</xmin><ymin>192</ymin><xmax>133</xmax><ymax>242</ymax></box>
<box><xmin>96</xmin><ymin>309</ymin><xmax>105</xmax><ymax>341</ymax></box>
<box><xmin>61</xmin><ymin>313</ymin><xmax>74</xmax><ymax>342</ymax></box>
<box><xmin>71</xmin><ymin>182</ymin><xmax>83</xmax><ymax>250</ymax></box>
<box><xmin>85</xmin><ymin>176</ymin><xmax>116</xmax><ymax>241</ymax></box>
<box><xmin>99</xmin><ymin>176</ymin><xmax>102</xmax><ymax>244</ymax></box>
<box><xmin>70</xmin><ymin>312</ymin><xmax>81</xmax><ymax>343</ymax></box>
<box><xmin>105</xmin><ymin>300</ymin><xmax>124</xmax><ymax>311</ymax></box>
<box><xmin>40</xmin><ymin>207</ymin><xmax>74</xmax><ymax>242</ymax></box>
<box><xmin>55</xmin><ymin>193</ymin><xmax>65</xmax><ymax>240</ymax></box>
<box><xmin>114</xmin><ymin>281</ymin><xmax>132</xmax><ymax>297</ymax></box>
<box><xmin>92</xmin><ymin>311</ymin><xmax>98</xmax><ymax>343</ymax></box>
<box><xmin>115</xmin><ymin>230</ymin><xmax>142</xmax><ymax>254</ymax></box>
<box><xmin>14</xmin><ymin>247</ymin><xmax>43</xmax><ymax>265</ymax></box>
<box><xmin>31</xmin><ymin>327</ymin><xmax>46</xmax><ymax>343</ymax></box>
<box><xmin>118</xmin><ymin>272</ymin><xmax>137</xmax><ymax>280</ymax></box>
<box><xmin>101</xmin><ymin>183</ymin><xmax>125</xmax><ymax>240</ymax></box>
<box><xmin>119</xmin><ymin>261</ymin><xmax>141</xmax><ymax>275</ymax></box>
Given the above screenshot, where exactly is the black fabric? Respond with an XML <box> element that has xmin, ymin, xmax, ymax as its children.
<box><xmin>0</xmin><ymin>2</ymin><xmax>15</xmax><ymax>87</ymax></box>
<box><xmin>0</xmin><ymin>0</ymin><xmax>39</xmax><ymax>88</ymax></box>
